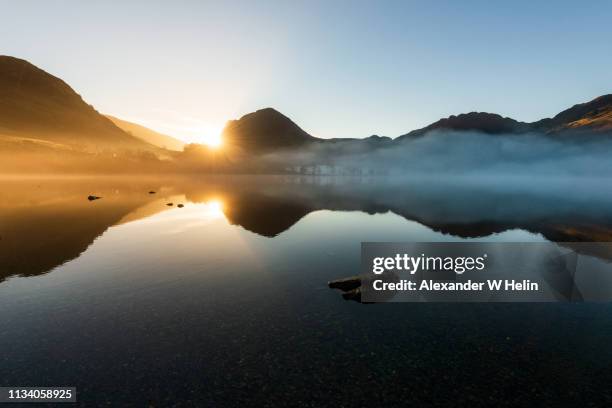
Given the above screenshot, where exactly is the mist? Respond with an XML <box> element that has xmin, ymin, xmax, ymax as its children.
<box><xmin>5</xmin><ymin>128</ymin><xmax>612</xmax><ymax>178</ymax></box>
<box><xmin>262</xmin><ymin>130</ymin><xmax>612</xmax><ymax>177</ymax></box>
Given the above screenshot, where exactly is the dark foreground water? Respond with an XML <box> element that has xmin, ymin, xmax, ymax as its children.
<box><xmin>1</xmin><ymin>175</ymin><xmax>612</xmax><ymax>406</ymax></box>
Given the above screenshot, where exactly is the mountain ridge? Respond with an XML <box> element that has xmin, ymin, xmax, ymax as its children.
<box><xmin>0</xmin><ymin>55</ymin><xmax>156</xmax><ymax>151</ymax></box>
<box><xmin>105</xmin><ymin>115</ymin><xmax>185</xmax><ymax>151</ymax></box>
<box><xmin>220</xmin><ymin>95</ymin><xmax>612</xmax><ymax>151</ymax></box>
<box><xmin>397</xmin><ymin>112</ymin><xmax>531</xmax><ymax>140</ymax></box>
<box><xmin>221</xmin><ymin>107</ymin><xmax>316</xmax><ymax>152</ymax></box>
<box><xmin>399</xmin><ymin>94</ymin><xmax>612</xmax><ymax>140</ymax></box>
<box><xmin>1</xmin><ymin>55</ymin><xmax>611</xmax><ymax>163</ymax></box>
<box><xmin>532</xmin><ymin>94</ymin><xmax>612</xmax><ymax>132</ymax></box>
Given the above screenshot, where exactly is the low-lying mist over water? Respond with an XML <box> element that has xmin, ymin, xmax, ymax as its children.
<box><xmin>264</xmin><ymin>130</ymin><xmax>612</xmax><ymax>176</ymax></box>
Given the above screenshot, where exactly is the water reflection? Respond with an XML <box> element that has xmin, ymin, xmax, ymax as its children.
<box><xmin>2</xmin><ymin>175</ymin><xmax>612</xmax><ymax>283</ymax></box>
<box><xmin>2</xmin><ymin>176</ymin><xmax>612</xmax><ymax>405</ymax></box>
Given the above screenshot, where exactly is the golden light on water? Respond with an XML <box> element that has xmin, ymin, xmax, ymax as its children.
<box><xmin>204</xmin><ymin>199</ymin><xmax>224</xmax><ymax>218</ymax></box>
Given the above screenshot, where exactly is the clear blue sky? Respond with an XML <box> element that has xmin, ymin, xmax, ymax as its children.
<box><xmin>2</xmin><ymin>0</ymin><xmax>611</xmax><ymax>144</ymax></box>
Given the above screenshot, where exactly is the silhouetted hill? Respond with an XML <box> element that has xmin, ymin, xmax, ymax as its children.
<box><xmin>1</xmin><ymin>55</ymin><xmax>610</xmax><ymax>174</ymax></box>
<box><xmin>106</xmin><ymin>115</ymin><xmax>185</xmax><ymax>151</ymax></box>
<box><xmin>221</xmin><ymin>108</ymin><xmax>317</xmax><ymax>152</ymax></box>
<box><xmin>324</xmin><ymin>134</ymin><xmax>393</xmax><ymax>145</ymax></box>
<box><xmin>397</xmin><ymin>112</ymin><xmax>530</xmax><ymax>140</ymax></box>
<box><xmin>0</xmin><ymin>56</ymin><xmax>151</xmax><ymax>150</ymax></box>
<box><xmin>398</xmin><ymin>95</ymin><xmax>612</xmax><ymax>140</ymax></box>
<box><xmin>365</xmin><ymin>135</ymin><xmax>393</xmax><ymax>142</ymax></box>
<box><xmin>226</xmin><ymin>95</ymin><xmax>611</xmax><ymax>156</ymax></box>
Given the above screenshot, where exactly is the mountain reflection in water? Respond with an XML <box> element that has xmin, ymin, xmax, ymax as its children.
<box><xmin>2</xmin><ymin>175</ymin><xmax>612</xmax><ymax>283</ymax></box>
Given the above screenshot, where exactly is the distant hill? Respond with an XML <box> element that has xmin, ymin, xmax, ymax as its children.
<box><xmin>221</xmin><ymin>108</ymin><xmax>317</xmax><ymax>152</ymax></box>
<box><xmin>106</xmin><ymin>115</ymin><xmax>185</xmax><ymax>151</ymax></box>
<box><xmin>532</xmin><ymin>94</ymin><xmax>612</xmax><ymax>133</ymax></box>
<box><xmin>223</xmin><ymin>94</ymin><xmax>612</xmax><ymax>154</ymax></box>
<box><xmin>0</xmin><ymin>55</ymin><xmax>153</xmax><ymax>150</ymax></box>
<box><xmin>1</xmin><ymin>53</ymin><xmax>611</xmax><ymax>175</ymax></box>
<box><xmin>398</xmin><ymin>95</ymin><xmax>612</xmax><ymax>140</ymax></box>
<box><xmin>397</xmin><ymin>112</ymin><xmax>530</xmax><ymax>140</ymax></box>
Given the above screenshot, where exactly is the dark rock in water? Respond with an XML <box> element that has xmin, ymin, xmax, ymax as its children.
<box><xmin>166</xmin><ymin>203</ymin><xmax>173</xmax><ymax>206</ymax></box>
<box><xmin>177</xmin><ymin>204</ymin><xmax>184</xmax><ymax>208</ymax></box>
<box><xmin>341</xmin><ymin>287</ymin><xmax>362</xmax><ymax>302</ymax></box>
<box><xmin>329</xmin><ymin>276</ymin><xmax>377</xmax><ymax>303</ymax></box>
<box><xmin>148</xmin><ymin>191</ymin><xmax>156</xmax><ymax>194</ymax></box>
<box><xmin>328</xmin><ymin>276</ymin><xmax>361</xmax><ymax>292</ymax></box>
<box><xmin>87</xmin><ymin>195</ymin><xmax>101</xmax><ymax>201</ymax></box>
<box><xmin>330</xmin><ymin>272</ymin><xmax>400</xmax><ymax>304</ymax></box>
<box><xmin>329</xmin><ymin>276</ymin><xmax>366</xmax><ymax>303</ymax></box>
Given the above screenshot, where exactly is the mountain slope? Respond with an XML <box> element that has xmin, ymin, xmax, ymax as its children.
<box><xmin>0</xmin><ymin>55</ymin><xmax>152</xmax><ymax>150</ymax></box>
<box><xmin>398</xmin><ymin>95</ymin><xmax>612</xmax><ymax>140</ymax></box>
<box><xmin>397</xmin><ymin>112</ymin><xmax>530</xmax><ymax>140</ymax></box>
<box><xmin>221</xmin><ymin>95</ymin><xmax>612</xmax><ymax>158</ymax></box>
<box><xmin>532</xmin><ymin>94</ymin><xmax>612</xmax><ymax>132</ymax></box>
<box><xmin>221</xmin><ymin>108</ymin><xmax>317</xmax><ymax>152</ymax></box>
<box><xmin>106</xmin><ymin>115</ymin><xmax>185</xmax><ymax>151</ymax></box>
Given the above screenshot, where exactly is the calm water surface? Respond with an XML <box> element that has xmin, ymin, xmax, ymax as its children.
<box><xmin>1</xmin><ymin>176</ymin><xmax>612</xmax><ymax>406</ymax></box>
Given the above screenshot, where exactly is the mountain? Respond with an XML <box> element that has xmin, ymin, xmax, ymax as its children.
<box><xmin>0</xmin><ymin>55</ymin><xmax>152</xmax><ymax>150</ymax></box>
<box><xmin>221</xmin><ymin>108</ymin><xmax>317</xmax><ymax>152</ymax></box>
<box><xmin>532</xmin><ymin>94</ymin><xmax>612</xmax><ymax>133</ymax></box>
<box><xmin>225</xmin><ymin>94</ymin><xmax>611</xmax><ymax>155</ymax></box>
<box><xmin>106</xmin><ymin>115</ymin><xmax>185</xmax><ymax>151</ymax></box>
<box><xmin>397</xmin><ymin>112</ymin><xmax>530</xmax><ymax>140</ymax></box>
<box><xmin>398</xmin><ymin>95</ymin><xmax>612</xmax><ymax>140</ymax></box>
<box><xmin>1</xmin><ymin>53</ymin><xmax>610</xmax><ymax>174</ymax></box>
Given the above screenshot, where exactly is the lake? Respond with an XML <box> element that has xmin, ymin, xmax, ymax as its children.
<box><xmin>1</xmin><ymin>175</ymin><xmax>612</xmax><ymax>406</ymax></box>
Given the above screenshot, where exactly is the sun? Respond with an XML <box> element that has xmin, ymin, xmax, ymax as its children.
<box><xmin>205</xmin><ymin>136</ymin><xmax>223</xmax><ymax>148</ymax></box>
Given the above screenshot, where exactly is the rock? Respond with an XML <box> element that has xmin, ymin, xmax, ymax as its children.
<box><xmin>87</xmin><ymin>195</ymin><xmax>101</xmax><ymax>201</ymax></box>
<box><xmin>330</xmin><ymin>272</ymin><xmax>400</xmax><ymax>303</ymax></box>
<box><xmin>328</xmin><ymin>276</ymin><xmax>361</xmax><ymax>291</ymax></box>
<box><xmin>177</xmin><ymin>204</ymin><xmax>184</xmax><ymax>208</ymax></box>
<box><xmin>329</xmin><ymin>276</ymin><xmax>364</xmax><ymax>303</ymax></box>
<box><xmin>148</xmin><ymin>191</ymin><xmax>156</xmax><ymax>194</ymax></box>
<box><xmin>342</xmin><ymin>287</ymin><xmax>362</xmax><ymax>302</ymax></box>
<box><xmin>166</xmin><ymin>203</ymin><xmax>173</xmax><ymax>206</ymax></box>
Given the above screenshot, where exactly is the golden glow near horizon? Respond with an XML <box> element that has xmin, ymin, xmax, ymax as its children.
<box><xmin>189</xmin><ymin>122</ymin><xmax>224</xmax><ymax>148</ymax></box>
<box><xmin>167</xmin><ymin>121</ymin><xmax>224</xmax><ymax>147</ymax></box>
<box><xmin>205</xmin><ymin>136</ymin><xmax>223</xmax><ymax>148</ymax></box>
<box><xmin>131</xmin><ymin>116</ymin><xmax>225</xmax><ymax>147</ymax></box>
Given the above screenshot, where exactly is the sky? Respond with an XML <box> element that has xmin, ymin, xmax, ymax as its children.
<box><xmin>1</xmin><ymin>0</ymin><xmax>611</xmax><ymax>145</ymax></box>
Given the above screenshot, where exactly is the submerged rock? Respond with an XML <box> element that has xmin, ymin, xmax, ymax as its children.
<box><xmin>87</xmin><ymin>195</ymin><xmax>101</xmax><ymax>201</ymax></box>
<box><xmin>328</xmin><ymin>276</ymin><xmax>364</xmax><ymax>303</ymax></box>
<box><xmin>148</xmin><ymin>191</ymin><xmax>156</xmax><ymax>194</ymax></box>
<box><xmin>166</xmin><ymin>203</ymin><xmax>173</xmax><ymax>206</ymax></box>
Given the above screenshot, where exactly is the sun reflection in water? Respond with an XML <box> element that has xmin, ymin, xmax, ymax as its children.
<box><xmin>203</xmin><ymin>199</ymin><xmax>224</xmax><ymax>219</ymax></box>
